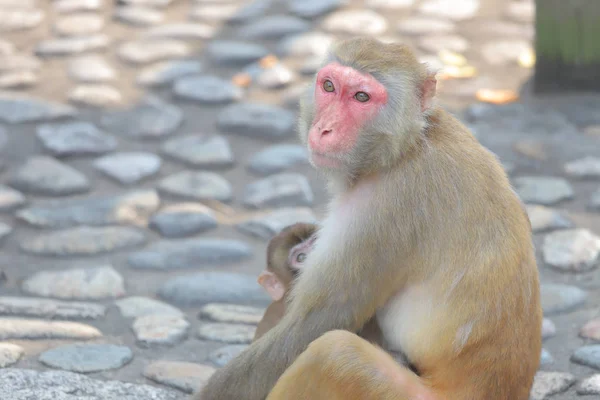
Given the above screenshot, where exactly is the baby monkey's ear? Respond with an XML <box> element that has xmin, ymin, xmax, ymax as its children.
<box><xmin>257</xmin><ymin>270</ymin><xmax>286</xmax><ymax>302</ymax></box>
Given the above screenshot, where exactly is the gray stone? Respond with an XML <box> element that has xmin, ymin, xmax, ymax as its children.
<box><xmin>243</xmin><ymin>173</ymin><xmax>314</xmax><ymax>209</ymax></box>
<box><xmin>0</xmin><ymin>125</ymin><xmax>5</xmax><ymax>149</ymax></box>
<box><xmin>150</xmin><ymin>210</ymin><xmax>217</xmax><ymax>238</ymax></box>
<box><xmin>0</xmin><ymin>92</ymin><xmax>76</xmax><ymax>124</ymax></box>
<box><xmin>238</xmin><ymin>15</ymin><xmax>310</xmax><ymax>39</ymax></box>
<box><xmin>8</xmin><ymin>156</ymin><xmax>90</xmax><ymax>196</ymax></box>
<box><xmin>115</xmin><ymin>6</ymin><xmax>163</xmax><ymax>26</ymax></box>
<box><xmin>119</xmin><ymin>0</ymin><xmax>173</xmax><ymax>6</ymax></box>
<box><xmin>36</xmin><ymin>121</ymin><xmax>117</xmax><ymax>156</ymax></box>
<box><xmin>572</xmin><ymin>345</ymin><xmax>600</xmax><ymax>370</ymax></box>
<box><xmin>540</xmin><ymin>349</ymin><xmax>553</xmax><ymax>366</ymax></box>
<box><xmin>93</xmin><ymin>152</ymin><xmax>162</xmax><ymax>185</ymax></box>
<box><xmin>21</xmin><ymin>226</ymin><xmax>147</xmax><ymax>256</ymax></box>
<box><xmin>525</xmin><ymin>205</ymin><xmax>573</xmax><ymax>233</ymax></box>
<box><xmin>207</xmin><ymin>344</ymin><xmax>248</xmax><ymax>367</ymax></box>
<box><xmin>144</xmin><ymin>361</ymin><xmax>215</xmax><ymax>394</ymax></box>
<box><xmin>101</xmin><ymin>96</ymin><xmax>182</xmax><ymax>138</ymax></box>
<box><xmin>0</xmin><ymin>223</ymin><xmax>11</xmax><ymax>243</ymax></box>
<box><xmin>578</xmin><ymin>374</ymin><xmax>600</xmax><ymax>395</ymax></box>
<box><xmin>513</xmin><ymin>177</ymin><xmax>574</xmax><ymax>206</ymax></box>
<box><xmin>54</xmin><ymin>13</ymin><xmax>104</xmax><ymax>36</ymax></box>
<box><xmin>543</xmin><ymin>229</ymin><xmax>600</xmax><ymax>272</ymax></box>
<box><xmin>247</xmin><ymin>144</ymin><xmax>308</xmax><ymax>175</ymax></box>
<box><xmin>256</xmin><ymin>63</ymin><xmax>295</xmax><ymax>89</ymax></box>
<box><xmin>199</xmin><ymin>303</ymin><xmax>265</xmax><ymax>325</ymax></box>
<box><xmin>505</xmin><ymin>1</ymin><xmax>534</xmax><ymax>23</ymax></box>
<box><xmin>162</xmin><ymin>134</ymin><xmax>233</xmax><ymax>169</ymax></box>
<box><xmin>0</xmin><ymin>368</ymin><xmax>184</xmax><ymax>399</ymax></box>
<box><xmin>0</xmin><ymin>185</ymin><xmax>25</xmax><ymax>212</ymax></box>
<box><xmin>22</xmin><ymin>265</ymin><xmax>125</xmax><ymax>300</ymax></box>
<box><xmin>419</xmin><ymin>34</ymin><xmax>469</xmax><ymax>53</ymax></box>
<box><xmin>299</xmin><ymin>57</ymin><xmax>321</xmax><ymax>75</ymax></box>
<box><xmin>288</xmin><ymin>0</ymin><xmax>344</xmax><ymax>17</ymax></box>
<box><xmin>115</xmin><ymin>296</ymin><xmax>183</xmax><ymax>319</ymax></box>
<box><xmin>565</xmin><ymin>156</ymin><xmax>600</xmax><ymax>179</ymax></box>
<box><xmin>0</xmin><ymin>40</ymin><xmax>14</xmax><ymax>55</ymax></box>
<box><xmin>118</xmin><ymin>40</ymin><xmax>190</xmax><ymax>65</ymax></box>
<box><xmin>0</xmin><ymin>71</ymin><xmax>37</xmax><ymax>89</ymax></box>
<box><xmin>419</xmin><ymin>0</ymin><xmax>479</xmax><ymax>20</ymax></box>
<box><xmin>206</xmin><ymin>40</ymin><xmax>268</xmax><ymax>66</ymax></box>
<box><xmin>541</xmin><ymin>283</ymin><xmax>587</xmax><ymax>316</ymax></box>
<box><xmin>227</xmin><ymin>0</ymin><xmax>272</xmax><ymax>23</ymax></box>
<box><xmin>217</xmin><ymin>102</ymin><xmax>295</xmax><ymax>140</ymax></box>
<box><xmin>35</xmin><ymin>34</ymin><xmax>109</xmax><ymax>56</ymax></box>
<box><xmin>322</xmin><ymin>10</ymin><xmax>388</xmax><ymax>35</ymax></box>
<box><xmin>368</xmin><ymin>0</ymin><xmax>414</xmax><ymax>7</ymax></box>
<box><xmin>16</xmin><ymin>190</ymin><xmax>159</xmax><ymax>228</ymax></box>
<box><xmin>580</xmin><ymin>318</ymin><xmax>600</xmax><ymax>340</ymax></box>
<box><xmin>143</xmin><ymin>23</ymin><xmax>214</xmax><ymax>40</ymax></box>
<box><xmin>137</xmin><ymin>60</ymin><xmax>202</xmax><ymax>87</ymax></box>
<box><xmin>67</xmin><ymin>55</ymin><xmax>115</xmax><ymax>83</ymax></box>
<box><xmin>158</xmin><ymin>171</ymin><xmax>232</xmax><ymax>202</ymax></box>
<box><xmin>591</xmin><ymin>188</ymin><xmax>600</xmax><ymax>211</ymax></box>
<box><xmin>190</xmin><ymin>4</ymin><xmax>238</xmax><ymax>21</ymax></box>
<box><xmin>0</xmin><ymin>0</ymin><xmax>37</xmax><ymax>8</ymax></box>
<box><xmin>54</xmin><ymin>0</ymin><xmax>101</xmax><ymax>13</ymax></box>
<box><xmin>69</xmin><ymin>84</ymin><xmax>122</xmax><ymax>107</ymax></box>
<box><xmin>481</xmin><ymin>40</ymin><xmax>531</xmax><ymax>66</ymax></box>
<box><xmin>237</xmin><ymin>207</ymin><xmax>317</xmax><ymax>240</ymax></box>
<box><xmin>0</xmin><ymin>318</ymin><xmax>101</xmax><ymax>340</ymax></box>
<box><xmin>542</xmin><ymin>318</ymin><xmax>556</xmax><ymax>340</ymax></box>
<box><xmin>0</xmin><ymin>343</ymin><xmax>23</xmax><ymax>367</ymax></box>
<box><xmin>133</xmin><ymin>314</ymin><xmax>190</xmax><ymax>346</ymax></box>
<box><xmin>277</xmin><ymin>32</ymin><xmax>334</xmax><ymax>57</ymax></box>
<box><xmin>0</xmin><ymin>9</ymin><xmax>44</xmax><ymax>32</ymax></box>
<box><xmin>530</xmin><ymin>372</ymin><xmax>576</xmax><ymax>400</ymax></box>
<box><xmin>479</xmin><ymin>20</ymin><xmax>533</xmax><ymax>39</ymax></box>
<box><xmin>173</xmin><ymin>75</ymin><xmax>243</xmax><ymax>105</ymax></box>
<box><xmin>158</xmin><ymin>272</ymin><xmax>271</xmax><ymax>307</ymax></box>
<box><xmin>398</xmin><ymin>16</ymin><xmax>455</xmax><ymax>35</ymax></box>
<box><xmin>128</xmin><ymin>238</ymin><xmax>252</xmax><ymax>270</ymax></box>
<box><xmin>0</xmin><ymin>297</ymin><xmax>105</xmax><ymax>319</ymax></box>
<box><xmin>39</xmin><ymin>344</ymin><xmax>132</xmax><ymax>373</ymax></box>
<box><xmin>197</xmin><ymin>322</ymin><xmax>255</xmax><ymax>344</ymax></box>
<box><xmin>0</xmin><ymin>54</ymin><xmax>40</xmax><ymax>72</ymax></box>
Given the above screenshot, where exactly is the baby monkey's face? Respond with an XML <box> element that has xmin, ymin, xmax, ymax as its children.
<box><xmin>287</xmin><ymin>234</ymin><xmax>317</xmax><ymax>272</ymax></box>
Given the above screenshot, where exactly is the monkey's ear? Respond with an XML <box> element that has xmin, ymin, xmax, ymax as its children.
<box><xmin>420</xmin><ymin>70</ymin><xmax>437</xmax><ymax>113</ymax></box>
<box><xmin>257</xmin><ymin>270</ymin><xmax>286</xmax><ymax>301</ymax></box>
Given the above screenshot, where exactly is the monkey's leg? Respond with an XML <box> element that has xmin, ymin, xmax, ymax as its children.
<box><xmin>266</xmin><ymin>330</ymin><xmax>440</xmax><ymax>400</ymax></box>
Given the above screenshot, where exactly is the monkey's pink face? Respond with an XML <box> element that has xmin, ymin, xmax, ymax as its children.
<box><xmin>309</xmin><ymin>62</ymin><xmax>388</xmax><ymax>168</ymax></box>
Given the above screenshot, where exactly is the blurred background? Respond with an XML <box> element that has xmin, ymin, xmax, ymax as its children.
<box><xmin>0</xmin><ymin>0</ymin><xmax>599</xmax><ymax>399</ymax></box>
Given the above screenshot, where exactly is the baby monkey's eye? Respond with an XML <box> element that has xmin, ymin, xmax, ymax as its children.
<box><xmin>296</xmin><ymin>253</ymin><xmax>307</xmax><ymax>263</ymax></box>
<box><xmin>355</xmin><ymin>92</ymin><xmax>370</xmax><ymax>102</ymax></box>
<box><xmin>323</xmin><ymin>80</ymin><xmax>335</xmax><ymax>92</ymax></box>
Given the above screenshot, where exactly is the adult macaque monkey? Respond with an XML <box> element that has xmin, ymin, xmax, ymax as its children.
<box><xmin>197</xmin><ymin>37</ymin><xmax>541</xmax><ymax>400</ymax></box>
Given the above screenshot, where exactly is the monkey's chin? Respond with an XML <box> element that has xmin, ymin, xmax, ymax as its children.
<box><xmin>309</xmin><ymin>152</ymin><xmax>342</xmax><ymax>169</ymax></box>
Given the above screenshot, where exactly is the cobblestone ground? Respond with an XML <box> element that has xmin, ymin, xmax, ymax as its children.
<box><xmin>0</xmin><ymin>0</ymin><xmax>599</xmax><ymax>399</ymax></box>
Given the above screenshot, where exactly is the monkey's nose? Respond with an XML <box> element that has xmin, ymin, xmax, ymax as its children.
<box><xmin>321</xmin><ymin>129</ymin><xmax>332</xmax><ymax>136</ymax></box>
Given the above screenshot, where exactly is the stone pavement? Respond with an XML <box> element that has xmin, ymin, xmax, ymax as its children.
<box><xmin>0</xmin><ymin>0</ymin><xmax>599</xmax><ymax>398</ymax></box>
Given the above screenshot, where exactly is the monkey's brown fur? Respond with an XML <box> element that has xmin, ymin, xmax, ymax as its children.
<box><xmin>197</xmin><ymin>37</ymin><xmax>541</xmax><ymax>400</ymax></box>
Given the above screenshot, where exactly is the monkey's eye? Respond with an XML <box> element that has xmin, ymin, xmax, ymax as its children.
<box><xmin>355</xmin><ymin>92</ymin><xmax>370</xmax><ymax>102</ymax></box>
<box><xmin>323</xmin><ymin>80</ymin><xmax>335</xmax><ymax>92</ymax></box>
<box><xmin>296</xmin><ymin>253</ymin><xmax>307</xmax><ymax>263</ymax></box>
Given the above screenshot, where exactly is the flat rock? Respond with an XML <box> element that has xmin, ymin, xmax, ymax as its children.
<box><xmin>173</xmin><ymin>75</ymin><xmax>242</xmax><ymax>105</ymax></box>
<box><xmin>54</xmin><ymin>0</ymin><xmax>102</xmax><ymax>13</ymax></box>
<box><xmin>0</xmin><ymin>318</ymin><xmax>101</xmax><ymax>340</ymax></box>
<box><xmin>0</xmin><ymin>185</ymin><xmax>25</xmax><ymax>211</ymax></box>
<box><xmin>128</xmin><ymin>238</ymin><xmax>252</xmax><ymax>270</ymax></box>
<box><xmin>0</xmin><ymin>223</ymin><xmax>11</xmax><ymax>242</ymax></box>
<box><xmin>0</xmin><ymin>368</ymin><xmax>184</xmax><ymax>399</ymax></box>
<box><xmin>0</xmin><ymin>343</ymin><xmax>23</xmax><ymax>367</ymax></box>
<box><xmin>542</xmin><ymin>318</ymin><xmax>556</xmax><ymax>340</ymax></box>
<box><xmin>247</xmin><ymin>144</ymin><xmax>308</xmax><ymax>175</ymax></box>
<box><xmin>287</xmin><ymin>0</ymin><xmax>343</xmax><ymax>17</ymax></box>
<box><xmin>419</xmin><ymin>34</ymin><xmax>469</xmax><ymax>53</ymax></box>
<box><xmin>572</xmin><ymin>345</ymin><xmax>600</xmax><ymax>370</ymax></box>
<box><xmin>36</xmin><ymin>121</ymin><xmax>117</xmax><ymax>156</ymax></box>
<box><xmin>69</xmin><ymin>84</ymin><xmax>122</xmax><ymax>107</ymax></box>
<box><xmin>0</xmin><ymin>297</ymin><xmax>105</xmax><ymax>319</ymax></box>
<box><xmin>419</xmin><ymin>0</ymin><xmax>479</xmax><ymax>20</ymax></box>
<box><xmin>0</xmin><ymin>92</ymin><xmax>76</xmax><ymax>123</ymax></box>
<box><xmin>119</xmin><ymin>0</ymin><xmax>173</xmax><ymax>6</ymax></box>
<box><xmin>540</xmin><ymin>349</ymin><xmax>554</xmax><ymax>366</ymax></box>
<box><xmin>22</xmin><ymin>265</ymin><xmax>125</xmax><ymax>300</ymax></box>
<box><xmin>580</xmin><ymin>317</ymin><xmax>600</xmax><ymax>340</ymax></box>
<box><xmin>133</xmin><ymin>314</ymin><xmax>190</xmax><ymax>346</ymax></box>
<box><xmin>0</xmin><ymin>71</ymin><xmax>37</xmax><ymax>89</ymax></box>
<box><xmin>238</xmin><ymin>15</ymin><xmax>310</xmax><ymax>39</ymax></box>
<box><xmin>543</xmin><ymin>229</ymin><xmax>600</xmax><ymax>272</ymax></box>
<box><xmin>137</xmin><ymin>60</ymin><xmax>202</xmax><ymax>87</ymax></box>
<box><xmin>158</xmin><ymin>272</ymin><xmax>271</xmax><ymax>307</ymax></box>
<box><xmin>207</xmin><ymin>344</ymin><xmax>248</xmax><ymax>367</ymax></box>
<box><xmin>217</xmin><ymin>102</ymin><xmax>295</xmax><ymax>140</ymax></box>
<box><xmin>0</xmin><ymin>54</ymin><xmax>40</xmax><ymax>73</ymax></box>
<box><xmin>199</xmin><ymin>303</ymin><xmax>265</xmax><ymax>325</ymax></box>
<box><xmin>143</xmin><ymin>23</ymin><xmax>215</xmax><ymax>40</ymax></box>
<box><xmin>54</xmin><ymin>13</ymin><xmax>104</xmax><ymax>36</ymax></box>
<box><xmin>236</xmin><ymin>207</ymin><xmax>317</xmax><ymax>240</ymax></box>
<box><xmin>243</xmin><ymin>173</ymin><xmax>314</xmax><ymax>209</ymax></box>
<box><xmin>368</xmin><ymin>0</ymin><xmax>414</xmax><ymax>7</ymax></box>
<box><xmin>578</xmin><ymin>374</ymin><xmax>600</xmax><ymax>395</ymax></box>
<box><xmin>277</xmin><ymin>32</ymin><xmax>334</xmax><ymax>57</ymax></box>
<box><xmin>0</xmin><ymin>9</ymin><xmax>44</xmax><ymax>32</ymax></box>
<box><xmin>513</xmin><ymin>176</ymin><xmax>574</xmax><ymax>205</ymax></box>
<box><xmin>226</xmin><ymin>0</ymin><xmax>272</xmax><ymax>23</ymax></box>
<box><xmin>541</xmin><ymin>283</ymin><xmax>587</xmax><ymax>316</ymax></box>
<box><xmin>39</xmin><ymin>344</ymin><xmax>132</xmax><ymax>373</ymax></box>
<box><xmin>21</xmin><ymin>226</ymin><xmax>147</xmax><ymax>256</ymax></box>
<box><xmin>144</xmin><ymin>361</ymin><xmax>215</xmax><ymax>394</ymax></box>
<box><xmin>101</xmin><ymin>96</ymin><xmax>182</xmax><ymax>138</ymax></box>
<box><xmin>0</xmin><ymin>40</ymin><xmax>14</xmax><ymax>55</ymax></box>
<box><xmin>565</xmin><ymin>156</ymin><xmax>600</xmax><ymax>179</ymax></box>
<box><xmin>398</xmin><ymin>16</ymin><xmax>455</xmax><ymax>35</ymax></box>
<box><xmin>149</xmin><ymin>208</ymin><xmax>218</xmax><ymax>238</ymax></box>
<box><xmin>118</xmin><ymin>39</ymin><xmax>190</xmax><ymax>64</ymax></box>
<box><xmin>197</xmin><ymin>322</ymin><xmax>255</xmax><ymax>344</ymax></box>
<box><xmin>256</xmin><ymin>63</ymin><xmax>295</xmax><ymax>89</ymax></box>
<box><xmin>481</xmin><ymin>40</ymin><xmax>531</xmax><ymax>66</ymax></box>
<box><xmin>161</xmin><ymin>134</ymin><xmax>233</xmax><ymax>169</ymax></box>
<box><xmin>17</xmin><ymin>190</ymin><xmax>159</xmax><ymax>228</ymax></box>
<box><xmin>0</xmin><ymin>125</ymin><xmax>5</xmax><ymax>149</ymax></box>
<box><xmin>530</xmin><ymin>371</ymin><xmax>576</xmax><ymax>400</ymax></box>
<box><xmin>158</xmin><ymin>171</ymin><xmax>232</xmax><ymax>202</ymax></box>
<box><xmin>35</xmin><ymin>34</ymin><xmax>109</xmax><ymax>56</ymax></box>
<box><xmin>8</xmin><ymin>156</ymin><xmax>90</xmax><ymax>196</ymax></box>
<box><xmin>115</xmin><ymin>6</ymin><xmax>164</xmax><ymax>26</ymax></box>
<box><xmin>525</xmin><ymin>205</ymin><xmax>573</xmax><ymax>233</ymax></box>
<box><xmin>190</xmin><ymin>4</ymin><xmax>239</xmax><ymax>21</ymax></box>
<box><xmin>93</xmin><ymin>152</ymin><xmax>162</xmax><ymax>185</ymax></box>
<box><xmin>115</xmin><ymin>296</ymin><xmax>183</xmax><ymax>319</ymax></box>
<box><xmin>592</xmin><ymin>188</ymin><xmax>600</xmax><ymax>211</ymax></box>
<box><xmin>322</xmin><ymin>10</ymin><xmax>388</xmax><ymax>35</ymax></box>
<box><xmin>505</xmin><ymin>1</ymin><xmax>534</xmax><ymax>23</ymax></box>
<box><xmin>67</xmin><ymin>55</ymin><xmax>115</xmax><ymax>83</ymax></box>
<box><xmin>206</xmin><ymin>40</ymin><xmax>268</xmax><ymax>66</ymax></box>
